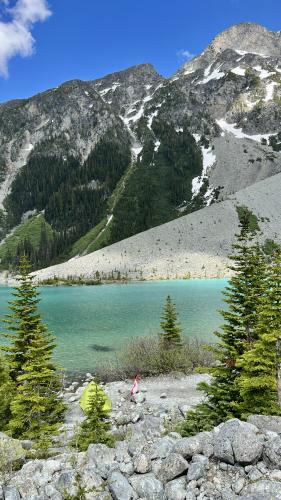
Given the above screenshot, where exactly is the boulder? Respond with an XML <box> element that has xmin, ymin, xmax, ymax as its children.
<box><xmin>87</xmin><ymin>444</ymin><xmax>116</xmax><ymax>478</ymax></box>
<box><xmin>242</xmin><ymin>480</ymin><xmax>281</xmax><ymax>499</ymax></box>
<box><xmin>108</xmin><ymin>471</ymin><xmax>136</xmax><ymax>500</ymax></box>
<box><xmin>173</xmin><ymin>436</ymin><xmax>203</xmax><ymax>458</ymax></box>
<box><xmin>133</xmin><ymin>453</ymin><xmax>152</xmax><ymax>474</ymax></box>
<box><xmin>187</xmin><ymin>454</ymin><xmax>208</xmax><ymax>481</ymax></box>
<box><xmin>264</xmin><ymin>435</ymin><xmax>281</xmax><ymax>469</ymax></box>
<box><xmin>232</xmin><ymin>424</ymin><xmax>263</xmax><ymax>465</ymax></box>
<box><xmin>133</xmin><ymin>416</ymin><xmax>164</xmax><ymax>439</ymax></box>
<box><xmin>151</xmin><ymin>437</ymin><xmax>176</xmax><ymax>459</ymax></box>
<box><xmin>154</xmin><ymin>453</ymin><xmax>189</xmax><ymax>484</ymax></box>
<box><xmin>213</xmin><ymin>419</ymin><xmax>262</xmax><ymax>465</ymax></box>
<box><xmin>56</xmin><ymin>470</ymin><xmax>78</xmax><ymax>497</ymax></box>
<box><xmin>164</xmin><ymin>477</ymin><xmax>186</xmax><ymax>500</ymax></box>
<box><xmin>130</xmin><ymin>473</ymin><xmax>164</xmax><ymax>500</ymax></box>
<box><xmin>79</xmin><ymin>467</ymin><xmax>105</xmax><ymax>492</ymax></box>
<box><xmin>247</xmin><ymin>415</ymin><xmax>281</xmax><ymax>434</ymax></box>
<box><xmin>2</xmin><ymin>487</ymin><xmax>21</xmax><ymax>500</ymax></box>
<box><xmin>127</xmin><ymin>432</ymin><xmax>147</xmax><ymax>456</ymax></box>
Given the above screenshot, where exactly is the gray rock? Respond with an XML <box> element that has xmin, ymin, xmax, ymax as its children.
<box><xmin>87</xmin><ymin>444</ymin><xmax>116</xmax><ymax>478</ymax></box>
<box><xmin>155</xmin><ymin>453</ymin><xmax>189</xmax><ymax>483</ymax></box>
<box><xmin>42</xmin><ymin>459</ymin><xmax>62</xmax><ymax>476</ymax></box>
<box><xmin>247</xmin><ymin>415</ymin><xmax>281</xmax><ymax>434</ymax></box>
<box><xmin>247</xmin><ymin>467</ymin><xmax>263</xmax><ymax>482</ymax></box>
<box><xmin>151</xmin><ymin>437</ymin><xmax>176</xmax><ymax>459</ymax></box>
<box><xmin>80</xmin><ymin>467</ymin><xmax>105</xmax><ymax>492</ymax></box>
<box><xmin>232</xmin><ymin>476</ymin><xmax>246</xmax><ymax>494</ymax></box>
<box><xmin>164</xmin><ymin>477</ymin><xmax>186</xmax><ymax>500</ymax></box>
<box><xmin>85</xmin><ymin>493</ymin><xmax>112</xmax><ymax>500</ymax></box>
<box><xmin>160</xmin><ymin>393</ymin><xmax>167</xmax><ymax>399</ymax></box>
<box><xmin>130</xmin><ymin>473</ymin><xmax>164</xmax><ymax>500</ymax></box>
<box><xmin>115</xmin><ymin>413</ymin><xmax>132</xmax><ymax>426</ymax></box>
<box><xmin>232</xmin><ymin>425</ymin><xmax>263</xmax><ymax>465</ymax></box>
<box><xmin>133</xmin><ymin>453</ymin><xmax>152</xmax><ymax>474</ymax></box>
<box><xmin>115</xmin><ymin>442</ymin><xmax>131</xmax><ymax>464</ymax></box>
<box><xmin>185</xmin><ymin>492</ymin><xmax>197</xmax><ymax>500</ymax></box>
<box><xmin>108</xmin><ymin>471</ymin><xmax>136</xmax><ymax>500</ymax></box>
<box><xmin>197</xmin><ymin>431</ymin><xmax>214</xmax><ymax>458</ymax></box>
<box><xmin>118</xmin><ymin>461</ymin><xmax>134</xmax><ymax>477</ymax></box>
<box><xmin>127</xmin><ymin>432</ymin><xmax>147</xmax><ymax>456</ymax></box>
<box><xmin>269</xmin><ymin>470</ymin><xmax>281</xmax><ymax>481</ymax></box>
<box><xmin>219</xmin><ymin>462</ymin><xmax>228</xmax><ymax>471</ymax></box>
<box><xmin>56</xmin><ymin>470</ymin><xmax>78</xmax><ymax>497</ymax></box>
<box><xmin>242</xmin><ymin>480</ymin><xmax>281</xmax><ymax>499</ymax></box>
<box><xmin>133</xmin><ymin>415</ymin><xmax>163</xmax><ymax>439</ymax></box>
<box><xmin>213</xmin><ymin>419</ymin><xmax>262</xmax><ymax>465</ymax></box>
<box><xmin>187</xmin><ymin>454</ymin><xmax>208</xmax><ymax>481</ymax></box>
<box><xmin>213</xmin><ymin>419</ymin><xmax>240</xmax><ymax>464</ymax></box>
<box><xmin>20</xmin><ymin>440</ymin><xmax>33</xmax><ymax>451</ymax></box>
<box><xmin>264</xmin><ymin>435</ymin><xmax>281</xmax><ymax>468</ymax></box>
<box><xmin>2</xmin><ymin>487</ymin><xmax>21</xmax><ymax>500</ymax></box>
<box><xmin>173</xmin><ymin>436</ymin><xmax>203</xmax><ymax>458</ymax></box>
<box><xmin>44</xmin><ymin>484</ymin><xmax>62</xmax><ymax>499</ymax></box>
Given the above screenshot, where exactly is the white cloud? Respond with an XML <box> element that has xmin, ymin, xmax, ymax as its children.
<box><xmin>0</xmin><ymin>0</ymin><xmax>51</xmax><ymax>77</ymax></box>
<box><xmin>177</xmin><ymin>49</ymin><xmax>195</xmax><ymax>62</ymax></box>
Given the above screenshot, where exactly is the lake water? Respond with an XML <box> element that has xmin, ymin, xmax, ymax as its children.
<box><xmin>0</xmin><ymin>279</ymin><xmax>227</xmax><ymax>373</ymax></box>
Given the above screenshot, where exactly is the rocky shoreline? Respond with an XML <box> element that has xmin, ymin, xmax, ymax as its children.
<box><xmin>2</xmin><ymin>374</ymin><xmax>281</xmax><ymax>499</ymax></box>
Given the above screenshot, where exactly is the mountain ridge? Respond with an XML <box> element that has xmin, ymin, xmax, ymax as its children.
<box><xmin>0</xmin><ymin>22</ymin><xmax>281</xmax><ymax>273</ymax></box>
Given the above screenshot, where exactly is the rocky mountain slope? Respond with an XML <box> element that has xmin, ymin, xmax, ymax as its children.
<box><xmin>1</xmin><ymin>22</ymin><xmax>281</xmax><ymax>272</ymax></box>
<box><xmin>33</xmin><ymin>171</ymin><xmax>281</xmax><ymax>281</ymax></box>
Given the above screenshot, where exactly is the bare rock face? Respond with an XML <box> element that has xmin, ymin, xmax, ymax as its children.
<box><xmin>209</xmin><ymin>22</ymin><xmax>281</xmax><ymax>57</ymax></box>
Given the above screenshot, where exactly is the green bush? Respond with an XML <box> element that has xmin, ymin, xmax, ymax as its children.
<box><xmin>0</xmin><ymin>437</ymin><xmax>25</xmax><ymax>484</ymax></box>
<box><xmin>94</xmin><ymin>336</ymin><xmax>215</xmax><ymax>382</ymax></box>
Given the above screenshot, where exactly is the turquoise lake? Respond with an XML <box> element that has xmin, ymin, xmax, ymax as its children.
<box><xmin>0</xmin><ymin>279</ymin><xmax>227</xmax><ymax>373</ymax></box>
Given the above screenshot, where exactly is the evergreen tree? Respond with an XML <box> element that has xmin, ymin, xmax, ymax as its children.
<box><xmin>159</xmin><ymin>295</ymin><xmax>183</xmax><ymax>348</ymax></box>
<box><xmin>2</xmin><ymin>256</ymin><xmax>65</xmax><ymax>442</ymax></box>
<box><xmin>235</xmin><ymin>247</ymin><xmax>281</xmax><ymax>417</ymax></box>
<box><xmin>0</xmin><ymin>355</ymin><xmax>14</xmax><ymax>431</ymax></box>
<box><xmin>74</xmin><ymin>384</ymin><xmax>113</xmax><ymax>451</ymax></box>
<box><xmin>180</xmin><ymin>218</ymin><xmax>267</xmax><ymax>435</ymax></box>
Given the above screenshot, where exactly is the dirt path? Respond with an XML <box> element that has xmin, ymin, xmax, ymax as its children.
<box><xmin>104</xmin><ymin>373</ymin><xmax>211</xmax><ymax>412</ymax></box>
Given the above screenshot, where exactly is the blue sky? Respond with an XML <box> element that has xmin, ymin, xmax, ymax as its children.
<box><xmin>0</xmin><ymin>0</ymin><xmax>280</xmax><ymax>102</ymax></box>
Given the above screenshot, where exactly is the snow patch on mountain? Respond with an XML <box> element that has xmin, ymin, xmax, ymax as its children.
<box><xmin>264</xmin><ymin>81</ymin><xmax>277</xmax><ymax>102</ymax></box>
<box><xmin>231</xmin><ymin>67</ymin><xmax>246</xmax><ymax>76</ymax></box>
<box><xmin>253</xmin><ymin>66</ymin><xmax>276</xmax><ymax>79</ymax></box>
<box><xmin>199</xmin><ymin>65</ymin><xmax>225</xmax><ymax>84</ymax></box>
<box><xmin>216</xmin><ymin>119</ymin><xmax>277</xmax><ymax>142</ymax></box>
<box><xmin>192</xmin><ymin>147</ymin><xmax>216</xmax><ymax>198</ymax></box>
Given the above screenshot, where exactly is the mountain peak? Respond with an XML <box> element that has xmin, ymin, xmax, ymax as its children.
<box><xmin>209</xmin><ymin>22</ymin><xmax>281</xmax><ymax>57</ymax></box>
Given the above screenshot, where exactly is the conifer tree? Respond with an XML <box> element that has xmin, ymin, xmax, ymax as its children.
<box><xmin>0</xmin><ymin>355</ymin><xmax>14</xmax><ymax>431</ymax></box>
<box><xmin>159</xmin><ymin>295</ymin><xmax>183</xmax><ymax>348</ymax></box>
<box><xmin>75</xmin><ymin>384</ymin><xmax>113</xmax><ymax>451</ymax></box>
<box><xmin>2</xmin><ymin>256</ymin><xmax>65</xmax><ymax>442</ymax></box>
<box><xmin>180</xmin><ymin>217</ymin><xmax>267</xmax><ymax>435</ymax></box>
<box><xmin>236</xmin><ymin>247</ymin><xmax>281</xmax><ymax>416</ymax></box>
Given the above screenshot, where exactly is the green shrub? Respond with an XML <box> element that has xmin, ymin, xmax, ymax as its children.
<box><xmin>0</xmin><ymin>437</ymin><xmax>25</xmax><ymax>484</ymax></box>
<box><xmin>94</xmin><ymin>336</ymin><xmax>215</xmax><ymax>382</ymax></box>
